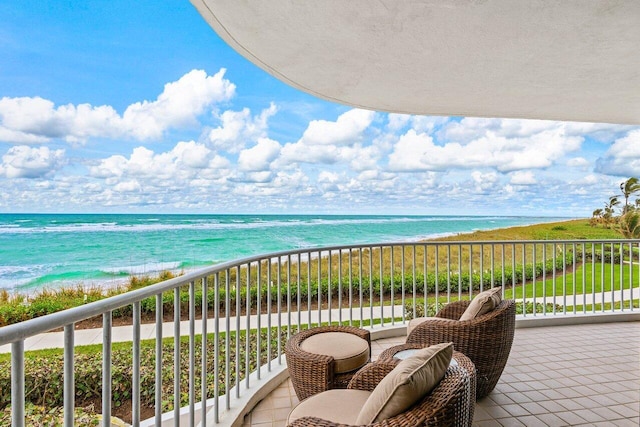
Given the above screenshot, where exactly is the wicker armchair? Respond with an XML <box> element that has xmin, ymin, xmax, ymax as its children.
<box><xmin>406</xmin><ymin>299</ymin><xmax>516</xmax><ymax>399</ymax></box>
<box><xmin>287</xmin><ymin>351</ymin><xmax>476</xmax><ymax>427</ymax></box>
<box><xmin>285</xmin><ymin>325</ymin><xmax>371</xmax><ymax>400</ymax></box>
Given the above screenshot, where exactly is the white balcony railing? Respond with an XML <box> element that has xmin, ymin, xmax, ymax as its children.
<box><xmin>0</xmin><ymin>239</ymin><xmax>639</xmax><ymax>426</ymax></box>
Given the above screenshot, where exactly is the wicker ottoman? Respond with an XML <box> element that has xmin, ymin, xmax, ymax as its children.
<box><xmin>285</xmin><ymin>326</ymin><xmax>371</xmax><ymax>400</ymax></box>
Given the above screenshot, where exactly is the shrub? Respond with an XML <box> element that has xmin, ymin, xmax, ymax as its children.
<box><xmin>0</xmin><ymin>404</ymin><xmax>103</xmax><ymax>426</ymax></box>
<box><xmin>0</xmin><ymin>328</ymin><xmax>289</xmax><ymax>416</ymax></box>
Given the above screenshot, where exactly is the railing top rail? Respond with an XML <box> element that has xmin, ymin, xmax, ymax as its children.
<box><xmin>1</xmin><ymin>237</ymin><xmax>638</xmax><ymax>345</ymax></box>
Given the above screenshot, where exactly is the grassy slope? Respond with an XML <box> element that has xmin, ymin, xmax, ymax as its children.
<box><xmin>433</xmin><ymin>218</ymin><xmax>622</xmax><ymax>242</ymax></box>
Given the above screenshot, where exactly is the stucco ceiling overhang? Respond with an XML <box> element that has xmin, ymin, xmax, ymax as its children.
<box><xmin>191</xmin><ymin>0</ymin><xmax>640</xmax><ymax>125</ymax></box>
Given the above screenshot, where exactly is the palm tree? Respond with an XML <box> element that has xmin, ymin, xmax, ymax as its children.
<box><xmin>620</xmin><ymin>177</ymin><xmax>640</xmax><ymax>214</ymax></box>
<box><xmin>619</xmin><ymin>212</ymin><xmax>640</xmax><ymax>238</ymax></box>
<box><xmin>603</xmin><ymin>196</ymin><xmax>620</xmax><ymax>226</ymax></box>
<box><xmin>590</xmin><ymin>208</ymin><xmax>604</xmax><ymax>226</ymax></box>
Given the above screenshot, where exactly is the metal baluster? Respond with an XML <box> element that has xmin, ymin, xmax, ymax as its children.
<box><xmin>469</xmin><ymin>244</ymin><xmax>473</xmax><ymax>299</ymax></box>
<box><xmin>532</xmin><ymin>244</ymin><xmax>536</xmax><ymax>315</ymax></box>
<box><xmin>277</xmin><ymin>258</ymin><xmax>282</xmax><ymax>363</ymax></box>
<box><xmin>379</xmin><ymin>246</ymin><xmax>384</xmax><ymax>326</ymax></box>
<box><xmin>552</xmin><ymin>244</ymin><xmax>557</xmax><ymax>315</ymax></box>
<box><xmin>573</xmin><ymin>243</ymin><xmax>577</xmax><ymax>314</ymax></box>
<box><xmin>173</xmin><ymin>288</ymin><xmax>180</xmax><ymax>426</ymax></box>
<box><xmin>256</xmin><ymin>265</ymin><xmax>261</xmax><ymax>380</ymax></box>
<box><xmin>307</xmin><ymin>252</ymin><xmax>312</xmax><ymax>329</ymax></box>
<box><xmin>203</xmin><ymin>276</ymin><xmax>209</xmax><ymax>426</ymax></box>
<box><xmin>435</xmin><ymin>245</ymin><xmax>439</xmax><ymax>311</ymax></box>
<box><xmin>267</xmin><ymin>259</ymin><xmax>272</xmax><ymax>370</ymax></box>
<box><xmin>592</xmin><ymin>243</ymin><xmax>596</xmax><ymax>314</ymax></box>
<box><xmin>601</xmin><ymin>243</ymin><xmax>605</xmax><ymax>313</ymax></box>
<box><xmin>225</xmin><ymin>272</ymin><xmax>231</xmax><ymax>409</ymax></box>
<box><xmin>542</xmin><ymin>244</ymin><xmax>547</xmax><ymax>315</ymax></box>
<box><xmin>155</xmin><ymin>293</ymin><xmax>163</xmax><ymax>426</ymax></box>
<box><xmin>390</xmin><ymin>246</ymin><xmax>394</xmax><ymax>324</ymax></box>
<box><xmin>246</xmin><ymin>265</ymin><xmax>251</xmax><ymax>389</ymax></box>
<box><xmin>318</xmin><ymin>255</ymin><xmax>322</xmax><ymax>325</ymax></box>
<box><xmin>339</xmin><ymin>250</ymin><xmax>343</xmax><ymax>324</ymax></box>
<box><xmin>424</xmin><ymin>245</ymin><xmax>428</xmax><ymax>312</ymax></box>
<box><xmin>582</xmin><ymin>243</ymin><xmax>586</xmax><ymax>314</ymax></box>
<box><xmin>458</xmin><ymin>244</ymin><xmax>463</xmax><ymax>300</ymax></box>
<box><xmin>189</xmin><ymin>282</ymin><xmax>196</xmax><ymax>426</ymax></box>
<box><xmin>287</xmin><ymin>254</ymin><xmax>292</xmax><ymax>337</ymax></box>
<box><xmin>64</xmin><ymin>324</ymin><xmax>74</xmax><ymax>427</ymax></box>
<box><xmin>234</xmin><ymin>268</ymin><xmax>239</xmax><ymax>401</ymax></box>
<box><xmin>412</xmin><ymin>245</ymin><xmax>417</xmax><ymax>321</ymax></box>
<box><xmin>619</xmin><ymin>243</ymin><xmax>624</xmax><ymax>312</ymax></box>
<box><xmin>102</xmin><ymin>311</ymin><xmax>112</xmax><ymax>427</ymax></box>
<box><xmin>214</xmin><ymin>273</ymin><xmax>220</xmax><ymax>423</ymax></box>
<box><xmin>611</xmin><ymin>243</ymin><xmax>615</xmax><ymax>313</ymax></box>
<box><xmin>479</xmin><ymin>244</ymin><xmax>484</xmax><ymax>292</ymax></box>
<box><xmin>401</xmin><ymin>246</ymin><xmax>406</xmax><ymax>322</ymax></box>
<box><xmin>447</xmin><ymin>245</ymin><xmax>451</xmax><ymax>303</ymax></box>
<box><xmin>369</xmin><ymin>247</ymin><xmax>373</xmax><ymax>326</ymax></box>
<box><xmin>133</xmin><ymin>302</ymin><xmax>141</xmax><ymax>427</ymax></box>
<box><xmin>11</xmin><ymin>341</ymin><xmax>25</xmax><ymax>427</ymax></box>
<box><xmin>297</xmin><ymin>254</ymin><xmax>302</xmax><ymax>329</ymax></box>
<box><xmin>522</xmin><ymin>244</ymin><xmax>526</xmax><ymax>316</ymax></box>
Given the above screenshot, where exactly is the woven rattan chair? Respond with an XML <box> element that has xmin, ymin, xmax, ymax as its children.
<box><xmin>406</xmin><ymin>299</ymin><xmax>516</xmax><ymax>399</ymax></box>
<box><xmin>286</xmin><ymin>351</ymin><xmax>476</xmax><ymax>427</ymax></box>
<box><xmin>285</xmin><ymin>325</ymin><xmax>371</xmax><ymax>400</ymax></box>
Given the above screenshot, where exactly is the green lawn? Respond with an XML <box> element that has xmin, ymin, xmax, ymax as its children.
<box><xmin>504</xmin><ymin>262</ymin><xmax>639</xmax><ymax>300</ymax></box>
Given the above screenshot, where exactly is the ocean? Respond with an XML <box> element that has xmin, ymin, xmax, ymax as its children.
<box><xmin>0</xmin><ymin>214</ymin><xmax>568</xmax><ymax>293</ymax></box>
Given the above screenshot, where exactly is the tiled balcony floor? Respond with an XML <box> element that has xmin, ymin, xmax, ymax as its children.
<box><xmin>243</xmin><ymin>321</ymin><xmax>640</xmax><ymax>427</ymax></box>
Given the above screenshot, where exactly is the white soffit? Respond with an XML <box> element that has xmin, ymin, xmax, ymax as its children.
<box><xmin>191</xmin><ymin>0</ymin><xmax>640</xmax><ymax>125</ymax></box>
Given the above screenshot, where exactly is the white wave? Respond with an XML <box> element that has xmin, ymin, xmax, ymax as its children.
<box><xmin>101</xmin><ymin>261</ymin><xmax>182</xmax><ymax>276</ymax></box>
<box><xmin>0</xmin><ymin>216</ymin><xmax>564</xmax><ymax>235</ymax></box>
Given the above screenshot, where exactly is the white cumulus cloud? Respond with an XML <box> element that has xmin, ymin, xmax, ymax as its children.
<box><xmin>388</xmin><ymin>125</ymin><xmax>582</xmax><ymax>173</ymax></box>
<box><xmin>238</xmin><ymin>138</ymin><xmax>281</xmax><ymax>172</ymax></box>
<box><xmin>0</xmin><ymin>69</ymin><xmax>235</xmax><ymax>144</ymax></box>
<box><xmin>278</xmin><ymin>109</ymin><xmax>377</xmax><ymax>166</ymax></box>
<box><xmin>509</xmin><ymin>171</ymin><xmax>537</xmax><ymax>185</ymax></box>
<box><xmin>121</xmin><ymin>69</ymin><xmax>235</xmax><ymax>140</ymax></box>
<box><xmin>595</xmin><ymin>129</ymin><xmax>640</xmax><ymax>176</ymax></box>
<box><xmin>89</xmin><ymin>141</ymin><xmax>229</xmax><ymax>184</ymax></box>
<box><xmin>0</xmin><ymin>145</ymin><xmax>66</xmax><ymax>178</ymax></box>
<box><xmin>208</xmin><ymin>103</ymin><xmax>277</xmax><ymax>153</ymax></box>
<box><xmin>299</xmin><ymin>109</ymin><xmax>375</xmax><ymax>146</ymax></box>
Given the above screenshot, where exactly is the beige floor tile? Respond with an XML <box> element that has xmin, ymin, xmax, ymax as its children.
<box><xmin>242</xmin><ymin>322</ymin><xmax>639</xmax><ymax>427</ymax></box>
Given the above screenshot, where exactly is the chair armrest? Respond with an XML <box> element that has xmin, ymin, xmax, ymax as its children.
<box><xmin>435</xmin><ymin>299</ymin><xmax>470</xmax><ymax>320</ymax></box>
<box><xmin>347</xmin><ymin>361</ymin><xmax>398</xmax><ymax>392</ymax></box>
<box><xmin>288</xmin><ymin>416</ymin><xmax>345</xmax><ymax>427</ymax></box>
<box><xmin>406</xmin><ymin>316</ymin><xmax>470</xmax><ymax>347</ymax></box>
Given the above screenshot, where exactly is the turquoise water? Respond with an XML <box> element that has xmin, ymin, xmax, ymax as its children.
<box><xmin>0</xmin><ymin>214</ymin><xmax>569</xmax><ymax>292</ymax></box>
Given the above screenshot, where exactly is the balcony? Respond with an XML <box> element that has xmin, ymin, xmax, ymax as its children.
<box><xmin>245</xmin><ymin>322</ymin><xmax>639</xmax><ymax>427</ymax></box>
<box><xmin>1</xmin><ymin>239</ymin><xmax>639</xmax><ymax>426</ymax></box>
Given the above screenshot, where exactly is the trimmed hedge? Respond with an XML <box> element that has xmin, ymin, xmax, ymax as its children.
<box><xmin>0</xmin><ymin>404</ymin><xmax>103</xmax><ymax>426</ymax></box>
<box><xmin>0</xmin><ymin>328</ymin><xmax>292</xmax><ymax>416</ymax></box>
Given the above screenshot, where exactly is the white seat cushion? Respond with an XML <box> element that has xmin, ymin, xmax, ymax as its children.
<box><xmin>287</xmin><ymin>389</ymin><xmax>371</xmax><ymax>425</ymax></box>
<box><xmin>406</xmin><ymin>316</ymin><xmax>440</xmax><ymax>335</ymax></box>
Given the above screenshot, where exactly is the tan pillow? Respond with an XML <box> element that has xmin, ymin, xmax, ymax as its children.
<box><xmin>355</xmin><ymin>342</ymin><xmax>453</xmax><ymax>424</ymax></box>
<box><xmin>459</xmin><ymin>286</ymin><xmax>502</xmax><ymax>321</ymax></box>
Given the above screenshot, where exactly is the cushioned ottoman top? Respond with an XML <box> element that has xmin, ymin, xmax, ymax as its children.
<box><xmin>300</xmin><ymin>331</ymin><xmax>370</xmax><ymax>373</ymax></box>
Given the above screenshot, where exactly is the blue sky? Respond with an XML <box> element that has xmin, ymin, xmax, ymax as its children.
<box><xmin>0</xmin><ymin>1</ymin><xmax>638</xmax><ymax>216</ymax></box>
